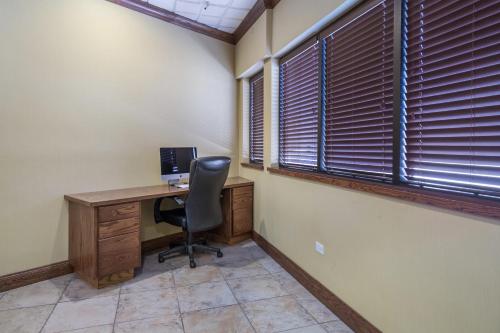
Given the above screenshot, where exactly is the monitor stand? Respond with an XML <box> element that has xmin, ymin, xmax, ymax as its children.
<box><xmin>168</xmin><ymin>178</ymin><xmax>189</xmax><ymax>188</ymax></box>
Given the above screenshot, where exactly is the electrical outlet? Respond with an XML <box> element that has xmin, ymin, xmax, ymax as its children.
<box><xmin>315</xmin><ymin>241</ymin><xmax>325</xmax><ymax>255</ymax></box>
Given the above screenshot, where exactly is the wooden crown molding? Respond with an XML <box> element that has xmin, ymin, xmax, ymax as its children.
<box><xmin>233</xmin><ymin>0</ymin><xmax>267</xmax><ymax>42</ymax></box>
<box><xmin>234</xmin><ymin>0</ymin><xmax>281</xmax><ymax>43</ymax></box>
<box><xmin>107</xmin><ymin>0</ymin><xmax>280</xmax><ymax>45</ymax></box>
<box><xmin>106</xmin><ymin>0</ymin><xmax>235</xmax><ymax>44</ymax></box>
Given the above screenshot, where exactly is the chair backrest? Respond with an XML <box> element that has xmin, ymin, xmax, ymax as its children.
<box><xmin>185</xmin><ymin>156</ymin><xmax>231</xmax><ymax>232</ymax></box>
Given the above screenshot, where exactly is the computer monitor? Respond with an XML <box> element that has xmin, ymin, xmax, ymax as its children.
<box><xmin>160</xmin><ymin>147</ymin><xmax>197</xmax><ymax>184</ymax></box>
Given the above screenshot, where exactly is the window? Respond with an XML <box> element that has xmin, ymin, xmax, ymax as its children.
<box><xmin>279</xmin><ymin>39</ymin><xmax>321</xmax><ymax>171</ymax></box>
<box><xmin>249</xmin><ymin>71</ymin><xmax>264</xmax><ymax>165</ymax></box>
<box><xmin>322</xmin><ymin>0</ymin><xmax>394</xmax><ymax>181</ymax></box>
<box><xmin>401</xmin><ymin>0</ymin><xmax>500</xmax><ymax>197</ymax></box>
<box><xmin>278</xmin><ymin>0</ymin><xmax>500</xmax><ymax>200</ymax></box>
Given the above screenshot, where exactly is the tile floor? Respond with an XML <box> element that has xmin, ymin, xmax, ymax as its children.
<box><xmin>0</xmin><ymin>240</ymin><xmax>354</xmax><ymax>333</ymax></box>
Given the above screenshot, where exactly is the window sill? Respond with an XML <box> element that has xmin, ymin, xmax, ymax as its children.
<box><xmin>241</xmin><ymin>162</ymin><xmax>264</xmax><ymax>171</ymax></box>
<box><xmin>267</xmin><ymin>167</ymin><xmax>500</xmax><ymax>220</ymax></box>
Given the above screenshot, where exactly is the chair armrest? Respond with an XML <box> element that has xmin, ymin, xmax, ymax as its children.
<box><xmin>153</xmin><ymin>197</ymin><xmax>165</xmax><ymax>223</ymax></box>
<box><xmin>153</xmin><ymin>196</ymin><xmax>185</xmax><ymax>223</ymax></box>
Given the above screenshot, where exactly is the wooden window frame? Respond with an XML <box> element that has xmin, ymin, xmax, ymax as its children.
<box><xmin>241</xmin><ymin>162</ymin><xmax>265</xmax><ymax>170</ymax></box>
<box><xmin>267</xmin><ymin>166</ymin><xmax>500</xmax><ymax>220</ymax></box>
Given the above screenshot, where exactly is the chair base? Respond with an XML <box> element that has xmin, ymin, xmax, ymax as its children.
<box><xmin>158</xmin><ymin>237</ymin><xmax>223</xmax><ymax>268</ymax></box>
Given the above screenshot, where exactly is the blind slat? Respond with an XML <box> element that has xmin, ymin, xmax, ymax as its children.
<box><xmin>250</xmin><ymin>71</ymin><xmax>264</xmax><ymax>164</ymax></box>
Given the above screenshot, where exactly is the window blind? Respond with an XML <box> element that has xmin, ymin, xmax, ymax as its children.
<box><xmin>321</xmin><ymin>0</ymin><xmax>394</xmax><ymax>181</ymax></box>
<box><xmin>401</xmin><ymin>0</ymin><xmax>500</xmax><ymax>196</ymax></box>
<box><xmin>279</xmin><ymin>39</ymin><xmax>321</xmax><ymax>170</ymax></box>
<box><xmin>250</xmin><ymin>71</ymin><xmax>264</xmax><ymax>164</ymax></box>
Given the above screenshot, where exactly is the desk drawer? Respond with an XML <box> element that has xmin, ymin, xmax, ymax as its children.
<box><xmin>232</xmin><ymin>207</ymin><xmax>253</xmax><ymax>236</ymax></box>
<box><xmin>233</xmin><ymin>196</ymin><xmax>252</xmax><ymax>210</ymax></box>
<box><xmin>98</xmin><ymin>232</ymin><xmax>140</xmax><ymax>277</ymax></box>
<box><xmin>232</xmin><ymin>186</ymin><xmax>253</xmax><ymax>199</ymax></box>
<box><xmin>98</xmin><ymin>202</ymin><xmax>140</xmax><ymax>222</ymax></box>
<box><xmin>99</xmin><ymin>217</ymin><xmax>140</xmax><ymax>240</ymax></box>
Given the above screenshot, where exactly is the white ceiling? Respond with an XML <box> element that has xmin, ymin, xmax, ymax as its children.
<box><xmin>144</xmin><ymin>0</ymin><xmax>258</xmax><ymax>33</ymax></box>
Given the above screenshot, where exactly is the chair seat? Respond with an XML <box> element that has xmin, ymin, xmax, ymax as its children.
<box><xmin>157</xmin><ymin>208</ymin><xmax>187</xmax><ymax>228</ymax></box>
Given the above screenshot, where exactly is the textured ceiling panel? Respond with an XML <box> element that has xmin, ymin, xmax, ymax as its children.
<box><xmin>143</xmin><ymin>0</ymin><xmax>258</xmax><ymax>33</ymax></box>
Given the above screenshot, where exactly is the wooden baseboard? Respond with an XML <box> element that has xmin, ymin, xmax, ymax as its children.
<box><xmin>0</xmin><ymin>261</ymin><xmax>73</xmax><ymax>293</ymax></box>
<box><xmin>0</xmin><ymin>232</ymin><xmax>186</xmax><ymax>293</ymax></box>
<box><xmin>252</xmin><ymin>231</ymin><xmax>381</xmax><ymax>333</ymax></box>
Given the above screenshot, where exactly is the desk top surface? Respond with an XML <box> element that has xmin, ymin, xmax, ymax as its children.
<box><xmin>65</xmin><ymin>176</ymin><xmax>253</xmax><ymax>207</ymax></box>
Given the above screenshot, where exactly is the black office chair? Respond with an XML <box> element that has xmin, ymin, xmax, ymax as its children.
<box><xmin>154</xmin><ymin>156</ymin><xmax>231</xmax><ymax>268</ymax></box>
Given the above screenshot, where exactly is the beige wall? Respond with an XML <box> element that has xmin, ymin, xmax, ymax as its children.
<box><xmin>236</xmin><ymin>2</ymin><xmax>500</xmax><ymax>333</ymax></box>
<box><xmin>235</xmin><ymin>10</ymin><xmax>271</xmax><ymax>78</ymax></box>
<box><xmin>272</xmin><ymin>0</ymin><xmax>357</xmax><ymax>53</ymax></box>
<box><xmin>0</xmin><ymin>0</ymin><xmax>236</xmax><ymax>276</ymax></box>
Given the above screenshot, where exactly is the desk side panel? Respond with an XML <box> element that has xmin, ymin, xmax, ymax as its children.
<box><xmin>69</xmin><ymin>202</ymin><xmax>98</xmax><ymax>286</ymax></box>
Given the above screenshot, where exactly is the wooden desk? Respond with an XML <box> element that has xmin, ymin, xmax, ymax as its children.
<box><xmin>65</xmin><ymin>177</ymin><xmax>253</xmax><ymax>288</ymax></box>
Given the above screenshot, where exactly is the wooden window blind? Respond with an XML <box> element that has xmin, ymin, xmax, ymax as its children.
<box><xmin>401</xmin><ymin>0</ymin><xmax>500</xmax><ymax>197</ymax></box>
<box><xmin>250</xmin><ymin>71</ymin><xmax>264</xmax><ymax>164</ymax></box>
<box><xmin>279</xmin><ymin>39</ymin><xmax>321</xmax><ymax>170</ymax></box>
<box><xmin>321</xmin><ymin>0</ymin><xmax>394</xmax><ymax>181</ymax></box>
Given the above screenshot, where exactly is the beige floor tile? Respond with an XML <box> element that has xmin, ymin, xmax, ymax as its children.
<box><xmin>321</xmin><ymin>321</ymin><xmax>354</xmax><ymax>333</ymax></box>
<box><xmin>182</xmin><ymin>304</ymin><xmax>254</xmax><ymax>333</ymax></box>
<box><xmin>66</xmin><ymin>324</ymin><xmax>114</xmax><ymax>333</ymax></box>
<box><xmin>248</xmin><ymin>244</ymin><xmax>268</xmax><ymax>260</ymax></box>
<box><xmin>273</xmin><ymin>272</ymin><xmax>314</xmax><ymax>300</ymax></box>
<box><xmin>239</xmin><ymin>239</ymin><xmax>258</xmax><ymax>248</ymax></box>
<box><xmin>0</xmin><ymin>275</ymin><xmax>70</xmax><ymax>310</ymax></box>
<box><xmin>61</xmin><ymin>278</ymin><xmax>119</xmax><ymax>302</ymax></box>
<box><xmin>219</xmin><ymin>261</ymin><xmax>269</xmax><ymax>280</ymax></box>
<box><xmin>173</xmin><ymin>265</ymin><xmax>224</xmax><ymax>287</ymax></box>
<box><xmin>241</xmin><ymin>295</ymin><xmax>316</xmax><ymax>333</ymax></box>
<box><xmin>142</xmin><ymin>251</ymin><xmax>215</xmax><ymax>273</ymax></box>
<box><xmin>297</xmin><ymin>298</ymin><xmax>339</xmax><ymax>323</ymax></box>
<box><xmin>284</xmin><ymin>324</ymin><xmax>327</xmax><ymax>332</ymax></box>
<box><xmin>114</xmin><ymin>315</ymin><xmax>183</xmax><ymax>333</ymax></box>
<box><xmin>116</xmin><ymin>288</ymin><xmax>179</xmax><ymax>322</ymax></box>
<box><xmin>141</xmin><ymin>252</ymin><xmax>182</xmax><ymax>273</ymax></box>
<box><xmin>0</xmin><ymin>243</ymin><xmax>356</xmax><ymax>333</ymax></box>
<box><xmin>176</xmin><ymin>281</ymin><xmax>237</xmax><ymax>313</ymax></box>
<box><xmin>0</xmin><ymin>304</ymin><xmax>54</xmax><ymax>333</ymax></box>
<box><xmin>227</xmin><ymin>275</ymin><xmax>288</xmax><ymax>303</ymax></box>
<box><xmin>121</xmin><ymin>271</ymin><xmax>174</xmax><ymax>294</ymax></box>
<box><xmin>258</xmin><ymin>257</ymin><xmax>285</xmax><ymax>274</ymax></box>
<box><xmin>42</xmin><ymin>295</ymin><xmax>118</xmax><ymax>333</ymax></box>
<box><xmin>215</xmin><ymin>246</ymin><xmax>255</xmax><ymax>264</ymax></box>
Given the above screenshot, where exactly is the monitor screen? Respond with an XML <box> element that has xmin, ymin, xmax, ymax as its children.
<box><xmin>160</xmin><ymin>147</ymin><xmax>197</xmax><ymax>175</ymax></box>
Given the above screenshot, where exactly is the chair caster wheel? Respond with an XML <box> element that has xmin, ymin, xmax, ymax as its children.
<box><xmin>158</xmin><ymin>255</ymin><xmax>165</xmax><ymax>263</ymax></box>
<box><xmin>190</xmin><ymin>260</ymin><xmax>196</xmax><ymax>268</ymax></box>
<box><xmin>217</xmin><ymin>251</ymin><xmax>223</xmax><ymax>258</ymax></box>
